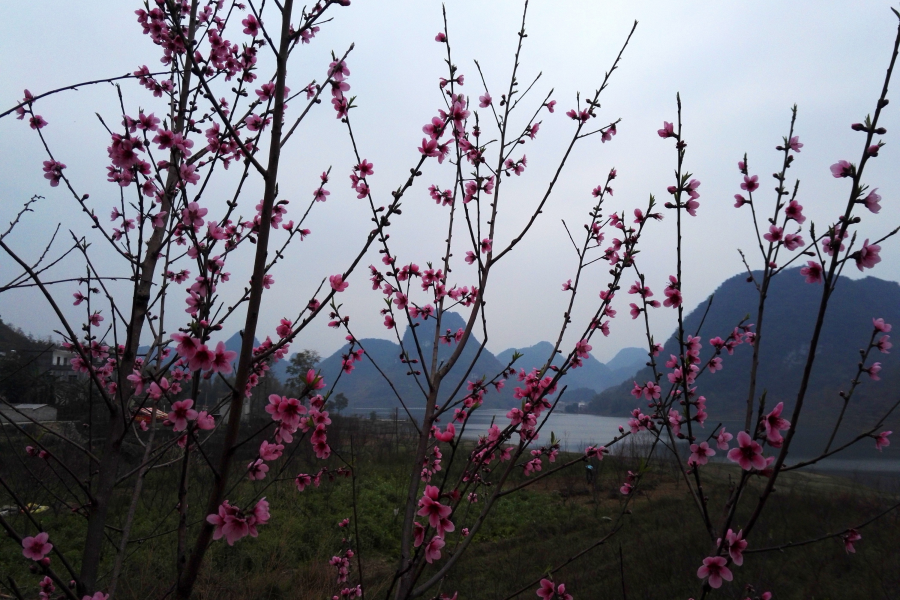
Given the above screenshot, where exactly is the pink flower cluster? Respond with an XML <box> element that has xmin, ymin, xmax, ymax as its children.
<box><xmin>207</xmin><ymin>498</ymin><xmax>270</xmax><ymax>545</ymax></box>
<box><xmin>536</xmin><ymin>579</ymin><xmax>573</xmax><ymax>600</ymax></box>
<box><xmin>415</xmin><ymin>485</ymin><xmax>454</xmax><ymax>564</ymax></box>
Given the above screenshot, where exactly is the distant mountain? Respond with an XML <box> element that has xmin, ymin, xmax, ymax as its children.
<box><xmin>496</xmin><ymin>341</ymin><xmax>615</xmax><ymax>391</ymax></box>
<box><xmin>315</xmin><ymin>312</ymin><xmax>512</xmax><ymax>411</ymax></box>
<box><xmin>223</xmin><ymin>331</ymin><xmax>260</xmax><ymax>357</ymax></box>
<box><xmin>0</xmin><ymin>318</ymin><xmax>48</xmax><ymax>354</ymax></box>
<box><xmin>495</xmin><ymin>342</ymin><xmax>647</xmax><ymax>393</ymax></box>
<box><xmin>301</xmin><ymin>310</ymin><xmax>653</xmax><ymax>413</ymax></box>
<box><xmin>605</xmin><ymin>347</ymin><xmax>650</xmax><ymax>382</ymax></box>
<box><xmin>587</xmin><ymin>269</ymin><xmax>900</xmax><ymax>442</ymax></box>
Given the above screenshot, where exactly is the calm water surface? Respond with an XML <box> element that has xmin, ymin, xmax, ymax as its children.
<box><xmin>350</xmin><ymin>408</ymin><xmax>900</xmax><ymax>475</ymax></box>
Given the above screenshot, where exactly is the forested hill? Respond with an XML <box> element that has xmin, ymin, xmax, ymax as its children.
<box><xmin>312</xmin><ymin>312</ymin><xmax>647</xmax><ymax>411</ymax></box>
<box><xmin>587</xmin><ymin>269</ymin><xmax>900</xmax><ymax>435</ymax></box>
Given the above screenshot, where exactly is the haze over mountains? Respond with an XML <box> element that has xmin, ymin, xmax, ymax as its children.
<box><xmin>170</xmin><ymin>267</ymin><xmax>900</xmax><ymax>445</ymax></box>
<box><xmin>306</xmin><ymin>311</ymin><xmax>646</xmax><ymax>411</ymax></box>
<box><xmin>165</xmin><ymin>318</ymin><xmax>646</xmax><ymax>411</ymax></box>
<box><xmin>587</xmin><ymin>269</ymin><xmax>900</xmax><ymax>447</ymax></box>
<box><xmin>13</xmin><ymin>265</ymin><xmax>899</xmax><ymax>454</ymax></box>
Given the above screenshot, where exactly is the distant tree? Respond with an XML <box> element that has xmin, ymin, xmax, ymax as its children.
<box><xmin>284</xmin><ymin>349</ymin><xmax>321</xmax><ymax>392</ymax></box>
<box><xmin>332</xmin><ymin>392</ymin><xmax>349</xmax><ymax>414</ymax></box>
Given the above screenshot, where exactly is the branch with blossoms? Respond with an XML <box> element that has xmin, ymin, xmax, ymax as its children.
<box><xmin>624</xmin><ymin>12</ymin><xmax>900</xmax><ymax>598</ymax></box>
<box><xmin>3</xmin><ymin>2</ymin><xmax>900</xmax><ymax>600</ymax></box>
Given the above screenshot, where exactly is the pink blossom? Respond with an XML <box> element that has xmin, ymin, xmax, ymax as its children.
<box><xmin>657</xmin><ymin>121</ymin><xmax>675</xmax><ymax>138</ymax></box>
<box><xmin>800</xmin><ymin>261</ymin><xmax>823</xmax><ymax>284</ymax></box>
<box><xmin>574</xmin><ymin>339</ymin><xmax>592</xmax><ymax>359</ymax></box>
<box><xmin>763</xmin><ymin>225</ymin><xmax>783</xmax><ymax>244</ymax></box>
<box><xmin>245</xmin><ymin>114</ymin><xmax>270</xmax><ymax>132</ymax></box>
<box><xmin>188</xmin><ymin>344</ymin><xmax>215</xmax><ymax>372</ymax></box>
<box><xmin>830</xmin><ymin>160</ymin><xmax>853</xmax><ymax>178</ymax></box>
<box><xmin>42</xmin><ymin>160</ymin><xmax>66</xmax><ymax>187</ymax></box>
<box><xmin>417</xmin><ymin>485</ymin><xmax>451</xmax><ymax>528</ymax></box>
<box><xmin>479</xmin><ymin>93</ymin><xmax>492</xmax><ymax>108</ymax></box>
<box><xmin>688</xmin><ymin>441</ymin><xmax>715</xmax><ymax>466</ymax></box>
<box><xmin>434</xmin><ymin>422</ymin><xmax>456</xmax><ymax>443</ymax></box>
<box><xmin>259</xmin><ymin>440</ymin><xmax>284</xmax><ymax>461</ymax></box>
<box><xmin>424</xmin><ymin>536</ymin><xmax>445</xmax><ymax>563</ymax></box>
<box><xmin>566</xmin><ymin>108</ymin><xmax>590</xmax><ymax>123</ymax></box>
<box><xmin>536</xmin><ymin>579</ymin><xmax>572</xmax><ymax>600</ymax></box>
<box><xmin>210</xmin><ymin>341</ymin><xmax>237</xmax><ymax>374</ymax></box>
<box><xmin>788</xmin><ymin>136</ymin><xmax>803</xmax><ymax>152</ymax></box>
<box><xmin>207</xmin><ymin>498</ymin><xmax>268</xmax><ymax>546</ymax></box>
<box><xmin>601</xmin><ymin>123</ymin><xmax>616</xmax><ymax>142</ymax></box>
<box><xmin>721</xmin><ymin>528</ymin><xmax>748</xmax><ymax>565</ymax></box>
<box><xmin>196</xmin><ymin>411</ymin><xmax>215</xmax><ymax>430</ymax></box>
<box><xmin>413</xmin><ymin>522</ymin><xmax>426</xmax><ymax>548</ymax></box>
<box><xmin>740</xmin><ymin>175</ymin><xmax>759</xmax><ymax>192</ymax></box>
<box><xmin>855</xmin><ymin>239</ymin><xmax>881</xmax><ymax>271</ymax></box>
<box><xmin>873</xmin><ymin>318</ymin><xmax>892</xmax><ymax>333</ymax></box>
<box><xmin>697</xmin><ymin>556</ymin><xmax>733</xmax><ymax>589</ymax></box>
<box><xmin>330</xmin><ymin>274</ymin><xmax>349</xmax><ymax>292</ymax></box>
<box><xmin>544</xmin><ymin>100</ymin><xmax>556</xmax><ymax>113</ymax></box>
<box><xmin>875</xmin><ymin>430</ymin><xmax>892</xmax><ymax>451</ymax></box>
<box><xmin>663</xmin><ymin>276</ymin><xmax>682</xmax><ymax>308</ymax></box>
<box><xmin>306</xmin><ymin>369</ymin><xmax>326</xmax><ymax>390</ymax></box>
<box><xmin>435</xmin><ymin>32</ymin><xmax>446</xmax><ymax>42</ymax></box>
<box><xmin>247</xmin><ymin>459</ymin><xmax>269</xmax><ymax>480</ymax></box>
<box><xmin>241</xmin><ymin>14</ymin><xmax>260</xmax><ymax>36</ymax></box>
<box><xmin>172</xmin><ymin>333</ymin><xmax>201</xmax><ymax>359</ymax></box>
<box><xmin>629</xmin><ymin>303</ymin><xmax>641</xmax><ymax>319</ymax></box>
<box><xmin>355</xmin><ymin>159</ymin><xmax>374</xmax><ymax>177</ymax></box>
<box><xmin>21</xmin><ymin>532</ymin><xmax>52</xmax><ymax>560</ymax></box>
<box><xmin>295</xmin><ymin>473</ymin><xmax>312</xmax><ymax>491</ymax></box>
<box><xmin>39</xmin><ymin>576</ymin><xmax>54</xmax><ymax>595</ymax></box>
<box><xmin>727</xmin><ymin>431</ymin><xmax>766</xmax><ymax>470</ymax></box>
<box><xmin>863</xmin><ymin>188</ymin><xmax>881</xmax><ymax>214</ymax></box>
<box><xmin>480</xmin><ymin>238</ymin><xmax>493</xmax><ymax>254</ymax></box>
<box><xmin>783</xmin><ymin>233</ymin><xmax>804</xmax><ymax>251</ymax></box>
<box><xmin>716</xmin><ymin>428</ymin><xmax>733</xmax><ymax>451</ymax></box>
<box><xmin>168</xmin><ymin>399</ymin><xmax>198</xmax><ymax>432</ymax></box>
<box><xmin>585</xmin><ymin>445</ymin><xmax>606</xmax><ymax>459</ymax></box>
<box><xmin>276</xmin><ymin>318</ymin><xmax>293</xmax><ymax>339</ymax></box>
<box><xmin>419</xmin><ymin>137</ymin><xmax>440</xmax><ymax>158</ymax></box>
<box><xmin>763</xmin><ymin>402</ymin><xmax>791</xmax><ymax>447</ymax></box>
<box><xmin>785</xmin><ymin>200</ymin><xmax>806</xmax><ymax>224</ymax></box>
<box><xmin>842</xmin><ymin>528</ymin><xmax>862</xmax><ymax>553</ymax></box>
<box><xmin>866</xmin><ymin>361</ymin><xmax>882</xmax><ymax>381</ymax></box>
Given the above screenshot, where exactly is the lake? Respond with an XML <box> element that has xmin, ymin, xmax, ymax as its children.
<box><xmin>349</xmin><ymin>407</ymin><xmax>900</xmax><ymax>476</ymax></box>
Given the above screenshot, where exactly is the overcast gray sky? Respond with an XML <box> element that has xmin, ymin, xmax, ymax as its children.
<box><xmin>2</xmin><ymin>1</ymin><xmax>899</xmax><ymax>363</ymax></box>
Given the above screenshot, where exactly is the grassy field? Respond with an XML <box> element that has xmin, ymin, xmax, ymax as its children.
<box><xmin>1</xmin><ymin>417</ymin><xmax>898</xmax><ymax>599</ymax></box>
